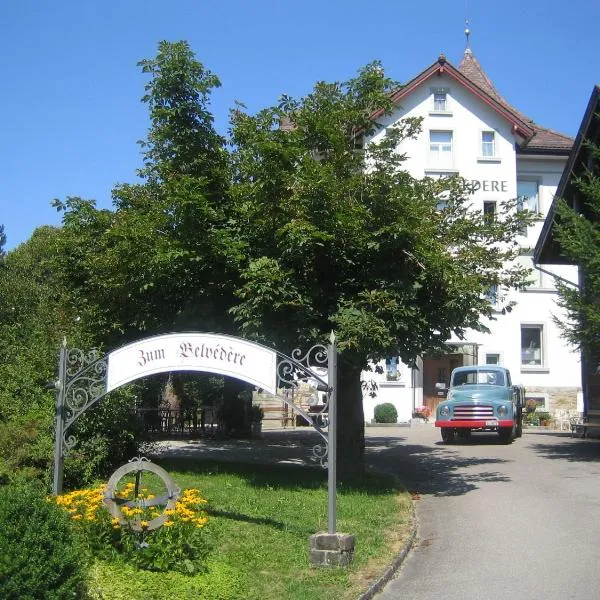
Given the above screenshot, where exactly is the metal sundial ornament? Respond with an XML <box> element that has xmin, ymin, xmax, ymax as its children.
<box><xmin>103</xmin><ymin>457</ymin><xmax>181</xmax><ymax>531</ymax></box>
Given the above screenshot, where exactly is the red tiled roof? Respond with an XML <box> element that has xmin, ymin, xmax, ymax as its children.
<box><xmin>458</xmin><ymin>50</ymin><xmax>506</xmax><ymax>104</ymax></box>
<box><xmin>457</xmin><ymin>50</ymin><xmax>573</xmax><ymax>153</ymax></box>
<box><xmin>376</xmin><ymin>52</ymin><xmax>573</xmax><ymax>154</ymax></box>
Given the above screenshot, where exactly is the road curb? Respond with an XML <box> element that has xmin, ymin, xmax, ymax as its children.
<box><xmin>357</xmin><ymin>494</ymin><xmax>418</xmax><ymax>600</ymax></box>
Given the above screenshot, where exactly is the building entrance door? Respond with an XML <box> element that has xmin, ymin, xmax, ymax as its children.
<box><xmin>422</xmin><ymin>343</ymin><xmax>479</xmax><ymax>413</ymax></box>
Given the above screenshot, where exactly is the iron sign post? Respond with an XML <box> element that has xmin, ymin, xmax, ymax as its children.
<box><xmin>52</xmin><ymin>338</ymin><xmax>67</xmax><ymax>495</ymax></box>
<box><xmin>327</xmin><ymin>332</ymin><xmax>337</xmax><ymax>534</ymax></box>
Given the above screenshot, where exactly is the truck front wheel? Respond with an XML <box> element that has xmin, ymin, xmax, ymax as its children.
<box><xmin>441</xmin><ymin>428</ymin><xmax>455</xmax><ymax>443</ymax></box>
<box><xmin>515</xmin><ymin>419</ymin><xmax>523</xmax><ymax>438</ymax></box>
<box><xmin>498</xmin><ymin>425</ymin><xmax>514</xmax><ymax>444</ymax></box>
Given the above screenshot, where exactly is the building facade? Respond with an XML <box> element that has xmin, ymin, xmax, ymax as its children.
<box><xmin>361</xmin><ymin>49</ymin><xmax>582</xmax><ymax>423</ymax></box>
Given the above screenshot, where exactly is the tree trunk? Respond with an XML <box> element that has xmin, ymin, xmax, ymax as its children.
<box><xmin>222</xmin><ymin>377</ymin><xmax>251</xmax><ymax>436</ymax></box>
<box><xmin>336</xmin><ymin>356</ymin><xmax>365</xmax><ymax>479</ymax></box>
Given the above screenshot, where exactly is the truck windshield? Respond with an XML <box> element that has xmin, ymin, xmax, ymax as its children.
<box><xmin>452</xmin><ymin>370</ymin><xmax>505</xmax><ymax>386</ymax></box>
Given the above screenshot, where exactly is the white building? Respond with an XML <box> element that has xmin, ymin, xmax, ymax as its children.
<box><xmin>361</xmin><ymin>48</ymin><xmax>582</xmax><ymax>423</ymax></box>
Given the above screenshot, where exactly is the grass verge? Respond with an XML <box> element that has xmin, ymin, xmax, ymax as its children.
<box><xmin>88</xmin><ymin>457</ymin><xmax>413</xmax><ymax>600</ymax></box>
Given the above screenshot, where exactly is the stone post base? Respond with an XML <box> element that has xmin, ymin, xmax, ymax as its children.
<box><xmin>309</xmin><ymin>532</ymin><xmax>355</xmax><ymax>567</ymax></box>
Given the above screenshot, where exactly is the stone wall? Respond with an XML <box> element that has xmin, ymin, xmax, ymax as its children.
<box><xmin>526</xmin><ymin>386</ymin><xmax>580</xmax><ymax>413</ymax></box>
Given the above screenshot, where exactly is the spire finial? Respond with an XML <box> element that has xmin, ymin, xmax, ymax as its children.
<box><xmin>464</xmin><ymin>19</ymin><xmax>472</xmax><ymax>54</ymax></box>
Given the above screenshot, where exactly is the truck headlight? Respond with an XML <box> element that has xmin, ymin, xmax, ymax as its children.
<box><xmin>497</xmin><ymin>405</ymin><xmax>508</xmax><ymax>417</ymax></box>
<box><xmin>439</xmin><ymin>405</ymin><xmax>450</xmax><ymax>417</ymax></box>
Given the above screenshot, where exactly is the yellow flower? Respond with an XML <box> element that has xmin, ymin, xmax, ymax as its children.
<box><xmin>72</xmin><ymin>514</ymin><xmax>82</xmax><ymax>521</ymax></box>
<box><xmin>140</xmin><ymin>520</ymin><xmax>149</xmax><ymax>529</ymax></box>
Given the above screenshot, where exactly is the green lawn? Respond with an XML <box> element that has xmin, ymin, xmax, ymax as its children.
<box><xmin>87</xmin><ymin>458</ymin><xmax>413</xmax><ymax>600</ymax></box>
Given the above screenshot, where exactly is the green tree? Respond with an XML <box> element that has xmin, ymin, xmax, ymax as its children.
<box><xmin>55</xmin><ymin>41</ymin><xmax>239</xmax><ymax>347</ymax></box>
<box><xmin>52</xmin><ymin>42</ymin><xmax>248</xmax><ymax>457</ymax></box>
<box><xmin>229</xmin><ymin>64</ymin><xmax>533</xmax><ymax>473</ymax></box>
<box><xmin>0</xmin><ymin>227</ymin><xmax>74</xmax><ymax>481</ymax></box>
<box><xmin>553</xmin><ymin>143</ymin><xmax>600</xmax><ymax>362</ymax></box>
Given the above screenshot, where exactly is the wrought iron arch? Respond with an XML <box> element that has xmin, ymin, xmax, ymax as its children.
<box><xmin>53</xmin><ymin>334</ymin><xmax>335</xmax><ymax>495</ymax></box>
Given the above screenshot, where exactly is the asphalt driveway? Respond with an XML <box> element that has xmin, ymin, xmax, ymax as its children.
<box><xmin>368</xmin><ymin>425</ymin><xmax>600</xmax><ymax>600</ymax></box>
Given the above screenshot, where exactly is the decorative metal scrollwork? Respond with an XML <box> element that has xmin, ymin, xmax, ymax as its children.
<box><xmin>311</xmin><ymin>442</ymin><xmax>329</xmax><ymax>468</ymax></box>
<box><xmin>62</xmin><ymin>350</ymin><xmax>109</xmax><ymax>454</ymax></box>
<box><xmin>277</xmin><ymin>344</ymin><xmax>328</xmax><ymax>388</ymax></box>
<box><xmin>66</xmin><ymin>347</ymin><xmax>103</xmax><ymax>377</ymax></box>
<box><xmin>274</xmin><ymin>344</ymin><xmax>331</xmax><ymax>468</ymax></box>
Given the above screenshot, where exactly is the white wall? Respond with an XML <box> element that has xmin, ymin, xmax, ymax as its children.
<box><xmin>361</xmin><ymin>360</ymin><xmax>420</xmax><ymax>423</ymax></box>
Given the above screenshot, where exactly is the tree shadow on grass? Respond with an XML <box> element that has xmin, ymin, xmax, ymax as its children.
<box><xmin>365</xmin><ymin>435</ymin><xmax>511</xmax><ymax>497</ymax></box>
<box><xmin>152</xmin><ymin>428</ymin><xmax>510</xmax><ymax>499</ymax></box>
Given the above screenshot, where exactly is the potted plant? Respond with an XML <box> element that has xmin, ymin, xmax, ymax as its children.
<box><xmin>537</xmin><ymin>411</ymin><xmax>552</xmax><ymax>427</ymax></box>
<box><xmin>250</xmin><ymin>404</ymin><xmax>264</xmax><ymax>437</ymax></box>
<box><xmin>412</xmin><ymin>406</ymin><xmax>432</xmax><ymax>422</ymax></box>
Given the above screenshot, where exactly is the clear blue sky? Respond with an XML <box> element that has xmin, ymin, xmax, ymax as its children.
<box><xmin>1</xmin><ymin>0</ymin><xmax>598</xmax><ymax>250</ymax></box>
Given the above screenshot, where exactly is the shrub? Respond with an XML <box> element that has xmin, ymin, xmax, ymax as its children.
<box><xmin>0</xmin><ymin>408</ymin><xmax>55</xmax><ymax>484</ymax></box>
<box><xmin>374</xmin><ymin>403</ymin><xmax>398</xmax><ymax>423</ymax></box>
<box><xmin>0</xmin><ymin>481</ymin><xmax>88</xmax><ymax>599</ymax></box>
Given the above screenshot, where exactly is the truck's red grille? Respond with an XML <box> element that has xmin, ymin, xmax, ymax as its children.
<box><xmin>451</xmin><ymin>405</ymin><xmax>494</xmax><ymax>420</ymax></box>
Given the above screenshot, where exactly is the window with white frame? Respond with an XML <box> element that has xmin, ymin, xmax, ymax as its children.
<box><xmin>521</xmin><ymin>324</ymin><xmax>544</xmax><ymax>367</ymax></box>
<box><xmin>485</xmin><ymin>353</ymin><xmax>501</xmax><ymax>365</ymax></box>
<box><xmin>483</xmin><ymin>200</ymin><xmax>496</xmax><ymax>223</ymax></box>
<box><xmin>385</xmin><ymin>356</ymin><xmax>401</xmax><ymax>382</ymax></box>
<box><xmin>485</xmin><ymin>284</ymin><xmax>499</xmax><ymax>307</ymax></box>
<box><xmin>430</xmin><ymin>87</ymin><xmax>450</xmax><ymax>113</ymax></box>
<box><xmin>434</xmin><ymin>91</ymin><xmax>447</xmax><ymax>111</ymax></box>
<box><xmin>517</xmin><ymin>179</ymin><xmax>539</xmax><ymax>213</ymax></box>
<box><xmin>481</xmin><ymin>131</ymin><xmax>496</xmax><ymax>158</ymax></box>
<box><xmin>524</xmin><ymin>393</ymin><xmax>548</xmax><ymax>412</ymax></box>
<box><xmin>429</xmin><ymin>131</ymin><xmax>453</xmax><ymax>167</ymax></box>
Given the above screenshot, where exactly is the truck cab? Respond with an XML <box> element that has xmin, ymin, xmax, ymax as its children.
<box><xmin>435</xmin><ymin>365</ymin><xmax>524</xmax><ymax>443</ymax></box>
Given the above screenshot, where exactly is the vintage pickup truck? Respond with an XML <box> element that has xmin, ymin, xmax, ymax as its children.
<box><xmin>434</xmin><ymin>365</ymin><xmax>524</xmax><ymax>443</ymax></box>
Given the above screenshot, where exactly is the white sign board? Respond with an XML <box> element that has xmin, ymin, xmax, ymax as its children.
<box><xmin>106</xmin><ymin>333</ymin><xmax>277</xmax><ymax>394</ymax></box>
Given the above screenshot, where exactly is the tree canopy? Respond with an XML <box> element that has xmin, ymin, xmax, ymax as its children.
<box><xmin>53</xmin><ymin>41</ymin><xmax>240</xmax><ymax>349</ymax></box>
